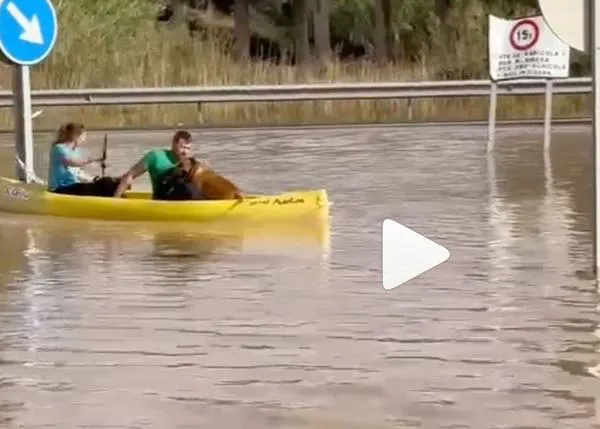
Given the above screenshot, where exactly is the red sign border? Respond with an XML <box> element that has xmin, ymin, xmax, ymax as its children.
<box><xmin>509</xmin><ymin>19</ymin><xmax>540</xmax><ymax>51</ymax></box>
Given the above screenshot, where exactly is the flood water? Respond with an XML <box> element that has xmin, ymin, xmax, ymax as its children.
<box><xmin>0</xmin><ymin>124</ymin><xmax>598</xmax><ymax>429</ymax></box>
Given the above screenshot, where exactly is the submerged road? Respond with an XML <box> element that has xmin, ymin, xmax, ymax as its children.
<box><xmin>0</xmin><ymin>124</ymin><xmax>598</xmax><ymax>428</ymax></box>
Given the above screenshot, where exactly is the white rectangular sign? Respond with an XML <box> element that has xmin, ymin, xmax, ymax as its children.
<box><xmin>488</xmin><ymin>14</ymin><xmax>570</xmax><ymax>81</ymax></box>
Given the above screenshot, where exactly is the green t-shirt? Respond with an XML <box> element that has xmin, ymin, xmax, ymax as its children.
<box><xmin>142</xmin><ymin>149</ymin><xmax>178</xmax><ymax>195</ymax></box>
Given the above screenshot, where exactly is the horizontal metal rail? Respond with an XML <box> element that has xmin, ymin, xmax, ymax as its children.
<box><xmin>0</xmin><ymin>77</ymin><xmax>592</xmax><ymax>107</ymax></box>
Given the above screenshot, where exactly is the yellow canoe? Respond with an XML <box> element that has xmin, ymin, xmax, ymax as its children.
<box><xmin>0</xmin><ymin>176</ymin><xmax>330</xmax><ymax>223</ymax></box>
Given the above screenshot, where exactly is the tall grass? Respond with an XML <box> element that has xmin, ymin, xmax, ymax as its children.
<box><xmin>0</xmin><ymin>0</ymin><xmax>590</xmax><ymax>129</ymax></box>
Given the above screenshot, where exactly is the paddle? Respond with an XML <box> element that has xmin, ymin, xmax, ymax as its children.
<box><xmin>101</xmin><ymin>133</ymin><xmax>107</xmax><ymax>177</ymax></box>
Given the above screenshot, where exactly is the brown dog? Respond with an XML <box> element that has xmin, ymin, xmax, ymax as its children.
<box><xmin>91</xmin><ymin>176</ymin><xmax>131</xmax><ymax>197</ymax></box>
<box><xmin>180</xmin><ymin>157</ymin><xmax>243</xmax><ymax>201</ymax></box>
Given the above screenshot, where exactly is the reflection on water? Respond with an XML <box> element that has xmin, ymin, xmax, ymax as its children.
<box><xmin>0</xmin><ymin>125</ymin><xmax>599</xmax><ymax>428</ymax></box>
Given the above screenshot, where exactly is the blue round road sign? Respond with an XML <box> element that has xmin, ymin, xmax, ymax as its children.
<box><xmin>0</xmin><ymin>0</ymin><xmax>57</xmax><ymax>65</ymax></box>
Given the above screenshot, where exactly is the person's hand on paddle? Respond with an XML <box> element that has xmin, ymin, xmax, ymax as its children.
<box><xmin>86</xmin><ymin>156</ymin><xmax>105</xmax><ymax>164</ymax></box>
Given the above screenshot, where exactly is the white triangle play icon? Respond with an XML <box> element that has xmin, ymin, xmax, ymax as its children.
<box><xmin>382</xmin><ymin>218</ymin><xmax>450</xmax><ymax>290</ymax></box>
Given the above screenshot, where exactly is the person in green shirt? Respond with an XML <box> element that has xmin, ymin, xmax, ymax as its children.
<box><xmin>113</xmin><ymin>130</ymin><xmax>193</xmax><ymax>199</ymax></box>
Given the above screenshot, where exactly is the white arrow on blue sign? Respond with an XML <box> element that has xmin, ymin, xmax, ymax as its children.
<box><xmin>0</xmin><ymin>0</ymin><xmax>57</xmax><ymax>65</ymax></box>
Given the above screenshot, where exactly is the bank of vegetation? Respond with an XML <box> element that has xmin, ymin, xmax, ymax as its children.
<box><xmin>0</xmin><ymin>0</ymin><xmax>591</xmax><ymax>128</ymax></box>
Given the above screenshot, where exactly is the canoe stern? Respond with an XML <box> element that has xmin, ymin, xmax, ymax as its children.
<box><xmin>0</xmin><ymin>179</ymin><xmax>48</xmax><ymax>215</ymax></box>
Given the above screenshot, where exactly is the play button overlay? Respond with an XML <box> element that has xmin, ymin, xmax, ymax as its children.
<box><xmin>382</xmin><ymin>218</ymin><xmax>450</xmax><ymax>290</ymax></box>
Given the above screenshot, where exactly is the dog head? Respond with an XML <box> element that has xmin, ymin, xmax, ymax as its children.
<box><xmin>177</xmin><ymin>157</ymin><xmax>203</xmax><ymax>181</ymax></box>
<box><xmin>174</xmin><ymin>157</ymin><xmax>243</xmax><ymax>201</ymax></box>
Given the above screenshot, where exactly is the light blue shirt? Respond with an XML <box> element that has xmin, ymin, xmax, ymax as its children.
<box><xmin>48</xmin><ymin>144</ymin><xmax>84</xmax><ymax>191</ymax></box>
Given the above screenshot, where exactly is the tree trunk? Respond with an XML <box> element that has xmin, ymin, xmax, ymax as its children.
<box><xmin>233</xmin><ymin>0</ymin><xmax>250</xmax><ymax>61</ymax></box>
<box><xmin>292</xmin><ymin>0</ymin><xmax>311</xmax><ymax>65</ymax></box>
<box><xmin>434</xmin><ymin>0</ymin><xmax>452</xmax><ymax>51</ymax></box>
<box><xmin>382</xmin><ymin>0</ymin><xmax>393</xmax><ymax>60</ymax></box>
<box><xmin>312</xmin><ymin>0</ymin><xmax>331</xmax><ymax>65</ymax></box>
<box><xmin>373</xmin><ymin>0</ymin><xmax>388</xmax><ymax>63</ymax></box>
<box><xmin>434</xmin><ymin>0</ymin><xmax>452</xmax><ymax>71</ymax></box>
<box><xmin>435</xmin><ymin>0</ymin><xmax>452</xmax><ymax>28</ymax></box>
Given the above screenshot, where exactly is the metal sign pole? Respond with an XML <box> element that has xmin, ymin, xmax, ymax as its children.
<box><xmin>487</xmin><ymin>81</ymin><xmax>497</xmax><ymax>153</ymax></box>
<box><xmin>13</xmin><ymin>64</ymin><xmax>34</xmax><ymax>182</ymax></box>
<box><xmin>537</xmin><ymin>0</ymin><xmax>600</xmax><ymax>277</ymax></box>
<box><xmin>592</xmin><ymin>0</ymin><xmax>600</xmax><ymax>275</ymax></box>
<box><xmin>543</xmin><ymin>79</ymin><xmax>553</xmax><ymax>153</ymax></box>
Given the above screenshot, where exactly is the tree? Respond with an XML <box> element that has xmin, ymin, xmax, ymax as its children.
<box><xmin>292</xmin><ymin>0</ymin><xmax>311</xmax><ymax>64</ymax></box>
<box><xmin>373</xmin><ymin>0</ymin><xmax>391</xmax><ymax>63</ymax></box>
<box><xmin>312</xmin><ymin>0</ymin><xmax>331</xmax><ymax>64</ymax></box>
<box><xmin>233</xmin><ymin>0</ymin><xmax>250</xmax><ymax>60</ymax></box>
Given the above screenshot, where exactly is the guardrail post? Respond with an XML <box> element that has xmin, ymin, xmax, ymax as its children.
<box><xmin>487</xmin><ymin>81</ymin><xmax>498</xmax><ymax>153</ymax></box>
<box><xmin>196</xmin><ymin>102</ymin><xmax>204</xmax><ymax>123</ymax></box>
<box><xmin>543</xmin><ymin>79</ymin><xmax>553</xmax><ymax>152</ymax></box>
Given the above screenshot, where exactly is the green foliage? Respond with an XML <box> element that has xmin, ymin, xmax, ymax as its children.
<box><xmin>40</xmin><ymin>0</ymin><xmax>165</xmax><ymax>86</ymax></box>
<box><xmin>38</xmin><ymin>0</ymin><xmax>563</xmax><ymax>83</ymax></box>
<box><xmin>52</xmin><ymin>0</ymin><xmax>160</xmax><ymax>52</ymax></box>
<box><xmin>330</xmin><ymin>0</ymin><xmax>372</xmax><ymax>45</ymax></box>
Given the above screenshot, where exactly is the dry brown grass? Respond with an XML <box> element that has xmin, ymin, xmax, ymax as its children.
<box><xmin>0</xmin><ymin>1</ymin><xmax>590</xmax><ymax>130</ymax></box>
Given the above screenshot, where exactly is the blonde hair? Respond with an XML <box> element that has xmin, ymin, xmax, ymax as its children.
<box><xmin>54</xmin><ymin>122</ymin><xmax>85</xmax><ymax>144</ymax></box>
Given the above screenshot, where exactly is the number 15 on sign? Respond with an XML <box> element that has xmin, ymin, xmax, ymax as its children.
<box><xmin>510</xmin><ymin>19</ymin><xmax>540</xmax><ymax>51</ymax></box>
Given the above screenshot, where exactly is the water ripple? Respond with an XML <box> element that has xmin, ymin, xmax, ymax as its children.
<box><xmin>0</xmin><ymin>125</ymin><xmax>598</xmax><ymax>428</ymax></box>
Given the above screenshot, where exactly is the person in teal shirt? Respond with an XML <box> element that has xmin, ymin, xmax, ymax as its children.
<box><xmin>48</xmin><ymin>122</ymin><xmax>104</xmax><ymax>194</ymax></box>
<box><xmin>113</xmin><ymin>130</ymin><xmax>193</xmax><ymax>199</ymax></box>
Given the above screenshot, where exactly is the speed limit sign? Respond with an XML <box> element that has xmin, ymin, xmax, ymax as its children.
<box><xmin>509</xmin><ymin>19</ymin><xmax>540</xmax><ymax>51</ymax></box>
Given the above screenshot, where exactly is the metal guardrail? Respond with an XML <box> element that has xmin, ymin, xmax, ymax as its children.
<box><xmin>0</xmin><ymin>77</ymin><xmax>592</xmax><ymax>107</ymax></box>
